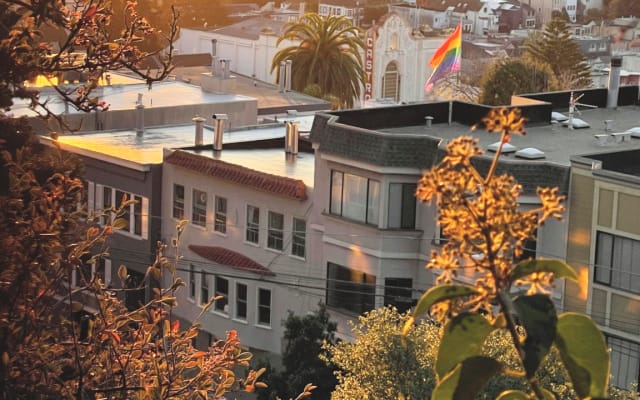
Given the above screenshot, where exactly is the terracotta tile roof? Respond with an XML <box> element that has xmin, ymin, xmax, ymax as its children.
<box><xmin>165</xmin><ymin>150</ymin><xmax>307</xmax><ymax>200</ymax></box>
<box><xmin>189</xmin><ymin>245</ymin><xmax>276</xmax><ymax>276</ymax></box>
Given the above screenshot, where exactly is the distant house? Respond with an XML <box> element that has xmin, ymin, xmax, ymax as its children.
<box><xmin>318</xmin><ymin>0</ymin><xmax>364</xmax><ymax>26</ymax></box>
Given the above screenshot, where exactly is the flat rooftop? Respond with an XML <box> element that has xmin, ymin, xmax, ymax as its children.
<box><xmin>14</xmin><ymin>79</ymin><xmax>254</xmax><ymax>117</ymax></box>
<box><xmin>52</xmin><ymin>114</ymin><xmax>316</xmax><ymax>186</ymax></box>
<box><xmin>379</xmin><ymin>105</ymin><xmax>640</xmax><ymax>166</ymax></box>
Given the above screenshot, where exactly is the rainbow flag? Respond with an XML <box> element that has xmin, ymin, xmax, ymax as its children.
<box><xmin>425</xmin><ymin>23</ymin><xmax>462</xmax><ymax>92</ymax></box>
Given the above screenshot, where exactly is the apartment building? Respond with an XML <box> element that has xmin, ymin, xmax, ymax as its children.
<box><xmin>567</xmin><ymin>147</ymin><xmax>640</xmax><ymax>389</ymax></box>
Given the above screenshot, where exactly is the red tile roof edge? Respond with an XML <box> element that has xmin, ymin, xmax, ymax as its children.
<box><xmin>165</xmin><ymin>150</ymin><xmax>308</xmax><ymax>201</ymax></box>
<box><xmin>189</xmin><ymin>245</ymin><xmax>276</xmax><ymax>276</ymax></box>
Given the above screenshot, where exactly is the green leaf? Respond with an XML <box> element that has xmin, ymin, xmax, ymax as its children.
<box><xmin>432</xmin><ymin>356</ymin><xmax>502</xmax><ymax>400</ymax></box>
<box><xmin>496</xmin><ymin>390</ymin><xmax>531</xmax><ymax>400</ymax></box>
<box><xmin>509</xmin><ymin>259</ymin><xmax>578</xmax><ymax>283</ymax></box>
<box><xmin>513</xmin><ymin>294</ymin><xmax>557</xmax><ymax>378</ymax></box>
<box><xmin>555</xmin><ymin>312</ymin><xmax>610</xmax><ymax>399</ymax></box>
<box><xmin>436</xmin><ymin>313</ymin><xmax>495</xmax><ymax>379</ymax></box>
<box><xmin>413</xmin><ymin>284</ymin><xmax>477</xmax><ymax>318</ymax></box>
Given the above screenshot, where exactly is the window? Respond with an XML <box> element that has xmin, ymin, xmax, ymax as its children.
<box><xmin>327</xmin><ymin>262</ymin><xmax>376</xmax><ymax>315</ymax></box>
<box><xmin>595</xmin><ymin>232</ymin><xmax>640</xmax><ymax>294</ymax></box>
<box><xmin>330</xmin><ymin>170</ymin><xmax>380</xmax><ymax>226</ymax></box>
<box><xmin>192</xmin><ymin>189</ymin><xmax>207</xmax><ymax>227</ymax></box>
<box><xmin>267</xmin><ymin>211</ymin><xmax>284</xmax><ymax>250</ymax></box>
<box><xmin>607</xmin><ymin>335</ymin><xmax>640</xmax><ymax>391</ymax></box>
<box><xmin>388</xmin><ymin>183</ymin><xmax>417</xmax><ymax>229</ymax></box>
<box><xmin>384</xmin><ymin>278</ymin><xmax>414</xmax><ymax>312</ymax></box>
<box><xmin>382</xmin><ymin>62</ymin><xmax>400</xmax><ymax>102</ymax></box>
<box><xmin>214</xmin><ymin>196</ymin><xmax>227</xmax><ymax>234</ymax></box>
<box><xmin>257</xmin><ymin>288</ymin><xmax>271</xmax><ymax>326</ymax></box>
<box><xmin>214</xmin><ymin>276</ymin><xmax>229</xmax><ymax>314</ymax></box>
<box><xmin>292</xmin><ymin>218</ymin><xmax>306</xmax><ymax>258</ymax></box>
<box><xmin>75</xmin><ymin>257</ymin><xmax>111</xmax><ymax>288</ymax></box>
<box><xmin>200</xmin><ymin>271</ymin><xmax>209</xmax><ymax>306</ymax></box>
<box><xmin>246</xmin><ymin>205</ymin><xmax>260</xmax><ymax>244</ymax></box>
<box><xmin>236</xmin><ymin>283</ymin><xmax>247</xmax><ymax>320</ymax></box>
<box><xmin>189</xmin><ymin>265</ymin><xmax>196</xmax><ymax>300</ymax></box>
<box><xmin>95</xmin><ymin>185</ymin><xmax>148</xmax><ymax>238</ymax></box>
<box><xmin>173</xmin><ymin>184</ymin><xmax>185</xmax><ymax>219</ymax></box>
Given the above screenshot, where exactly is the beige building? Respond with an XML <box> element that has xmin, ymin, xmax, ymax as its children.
<box><xmin>567</xmin><ymin>148</ymin><xmax>640</xmax><ymax>389</ymax></box>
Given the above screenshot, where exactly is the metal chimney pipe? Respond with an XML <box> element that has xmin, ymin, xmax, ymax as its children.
<box><xmin>212</xmin><ymin>114</ymin><xmax>228</xmax><ymax>151</ymax></box>
<box><xmin>211</xmin><ymin>39</ymin><xmax>218</xmax><ymax>75</ymax></box>
<box><xmin>193</xmin><ymin>116</ymin><xmax>206</xmax><ymax>146</ymax></box>
<box><xmin>607</xmin><ymin>56</ymin><xmax>622</xmax><ymax>109</ymax></box>
<box><xmin>278</xmin><ymin>61</ymin><xmax>286</xmax><ymax>92</ymax></box>
<box><xmin>135</xmin><ymin>102</ymin><xmax>145</xmax><ymax>137</ymax></box>
<box><xmin>290</xmin><ymin>122</ymin><xmax>299</xmax><ymax>155</ymax></box>
<box><xmin>222</xmin><ymin>59</ymin><xmax>231</xmax><ymax>79</ymax></box>
<box><xmin>285</xmin><ymin>122</ymin><xmax>292</xmax><ymax>153</ymax></box>
<box><xmin>285</xmin><ymin>60</ymin><xmax>292</xmax><ymax>92</ymax></box>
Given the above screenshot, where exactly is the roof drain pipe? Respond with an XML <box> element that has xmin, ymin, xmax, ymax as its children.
<box><xmin>213</xmin><ymin>114</ymin><xmax>228</xmax><ymax>151</ymax></box>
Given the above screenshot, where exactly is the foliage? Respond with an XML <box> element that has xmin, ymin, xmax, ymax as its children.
<box><xmin>0</xmin><ymin>0</ymin><xmax>177</xmax><ymax>124</ymax></box>
<box><xmin>272</xmin><ymin>13</ymin><xmax>365</xmax><ymax>109</ymax></box>
<box><xmin>0</xmin><ymin>140</ymin><xmax>266</xmax><ymax>399</ymax></box>
<box><xmin>407</xmin><ymin>108</ymin><xmax>611</xmax><ymax>400</ymax></box>
<box><xmin>326</xmin><ymin>306</ymin><xmax>636</xmax><ymax>400</ymax></box>
<box><xmin>478</xmin><ymin>58</ymin><xmax>558</xmax><ymax>106</ymax></box>
<box><xmin>524</xmin><ymin>18</ymin><xmax>591</xmax><ymax>90</ymax></box>
<box><xmin>257</xmin><ymin>304</ymin><xmax>337</xmax><ymax>400</ymax></box>
<box><xmin>323</xmin><ymin>306</ymin><xmax>439</xmax><ymax>400</ymax></box>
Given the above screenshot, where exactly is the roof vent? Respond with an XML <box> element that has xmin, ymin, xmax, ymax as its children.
<box><xmin>193</xmin><ymin>116</ymin><xmax>206</xmax><ymax>146</ymax></box>
<box><xmin>562</xmin><ymin>118</ymin><xmax>590</xmax><ymax>129</ymax></box>
<box><xmin>626</xmin><ymin>127</ymin><xmax>640</xmax><ymax>138</ymax></box>
<box><xmin>212</xmin><ymin>114</ymin><xmax>228</xmax><ymax>151</ymax></box>
<box><xmin>515</xmin><ymin>147</ymin><xmax>545</xmax><ymax>159</ymax></box>
<box><xmin>487</xmin><ymin>142</ymin><xmax>517</xmax><ymax>153</ymax></box>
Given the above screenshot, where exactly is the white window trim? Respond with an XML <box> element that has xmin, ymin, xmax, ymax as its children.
<box><xmin>212</xmin><ymin>275</ymin><xmax>230</xmax><ymax>317</ymax></box>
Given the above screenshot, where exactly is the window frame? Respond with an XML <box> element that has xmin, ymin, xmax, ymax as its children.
<box><xmin>594</xmin><ymin>231</ymin><xmax>640</xmax><ymax>295</ymax></box>
<box><xmin>213</xmin><ymin>276</ymin><xmax>229</xmax><ymax>315</ymax></box>
<box><xmin>235</xmin><ymin>282</ymin><xmax>248</xmax><ymax>321</ymax></box>
<box><xmin>246</xmin><ymin>205</ymin><xmax>260</xmax><ymax>244</ymax></box>
<box><xmin>256</xmin><ymin>287</ymin><xmax>271</xmax><ymax>327</ymax></box>
<box><xmin>173</xmin><ymin>184</ymin><xmax>185</xmax><ymax>220</ymax></box>
<box><xmin>267</xmin><ymin>211</ymin><xmax>284</xmax><ymax>251</ymax></box>
<box><xmin>388</xmin><ymin>182</ymin><xmax>417</xmax><ymax>229</ymax></box>
<box><xmin>326</xmin><ymin>262</ymin><xmax>376</xmax><ymax>315</ymax></box>
<box><xmin>330</xmin><ymin>170</ymin><xmax>380</xmax><ymax>226</ymax></box>
<box><xmin>192</xmin><ymin>189</ymin><xmax>207</xmax><ymax>228</ymax></box>
<box><xmin>292</xmin><ymin>217</ymin><xmax>306</xmax><ymax>258</ymax></box>
<box><xmin>189</xmin><ymin>264</ymin><xmax>196</xmax><ymax>301</ymax></box>
<box><xmin>214</xmin><ymin>196</ymin><xmax>227</xmax><ymax>234</ymax></box>
<box><xmin>96</xmin><ymin>185</ymin><xmax>148</xmax><ymax>239</ymax></box>
<box><xmin>200</xmin><ymin>271</ymin><xmax>209</xmax><ymax>306</ymax></box>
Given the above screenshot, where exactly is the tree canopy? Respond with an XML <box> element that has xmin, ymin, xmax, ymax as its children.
<box><xmin>257</xmin><ymin>304</ymin><xmax>337</xmax><ymax>400</ymax></box>
<box><xmin>525</xmin><ymin>18</ymin><xmax>591</xmax><ymax>90</ymax></box>
<box><xmin>478</xmin><ymin>58</ymin><xmax>558</xmax><ymax>106</ymax></box>
<box><xmin>272</xmin><ymin>13</ymin><xmax>365</xmax><ymax>109</ymax></box>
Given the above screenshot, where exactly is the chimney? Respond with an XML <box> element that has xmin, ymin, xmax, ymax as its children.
<box><xmin>285</xmin><ymin>60</ymin><xmax>292</xmax><ymax>91</ymax></box>
<box><xmin>285</xmin><ymin>121</ymin><xmax>300</xmax><ymax>155</ymax></box>
<box><xmin>212</xmin><ymin>114</ymin><xmax>228</xmax><ymax>151</ymax></box>
<box><xmin>299</xmin><ymin>2</ymin><xmax>306</xmax><ymax>18</ymax></box>
<box><xmin>607</xmin><ymin>56</ymin><xmax>622</xmax><ymax>109</ymax></box>
<box><xmin>278</xmin><ymin>61</ymin><xmax>286</xmax><ymax>92</ymax></box>
<box><xmin>193</xmin><ymin>116</ymin><xmax>206</xmax><ymax>146</ymax></box>
<box><xmin>211</xmin><ymin>39</ymin><xmax>218</xmax><ymax>75</ymax></box>
<box><xmin>135</xmin><ymin>101</ymin><xmax>145</xmax><ymax>137</ymax></box>
<box><xmin>220</xmin><ymin>59</ymin><xmax>232</xmax><ymax>79</ymax></box>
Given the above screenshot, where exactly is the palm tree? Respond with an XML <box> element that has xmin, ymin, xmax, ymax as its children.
<box><xmin>272</xmin><ymin>13</ymin><xmax>365</xmax><ymax>109</ymax></box>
